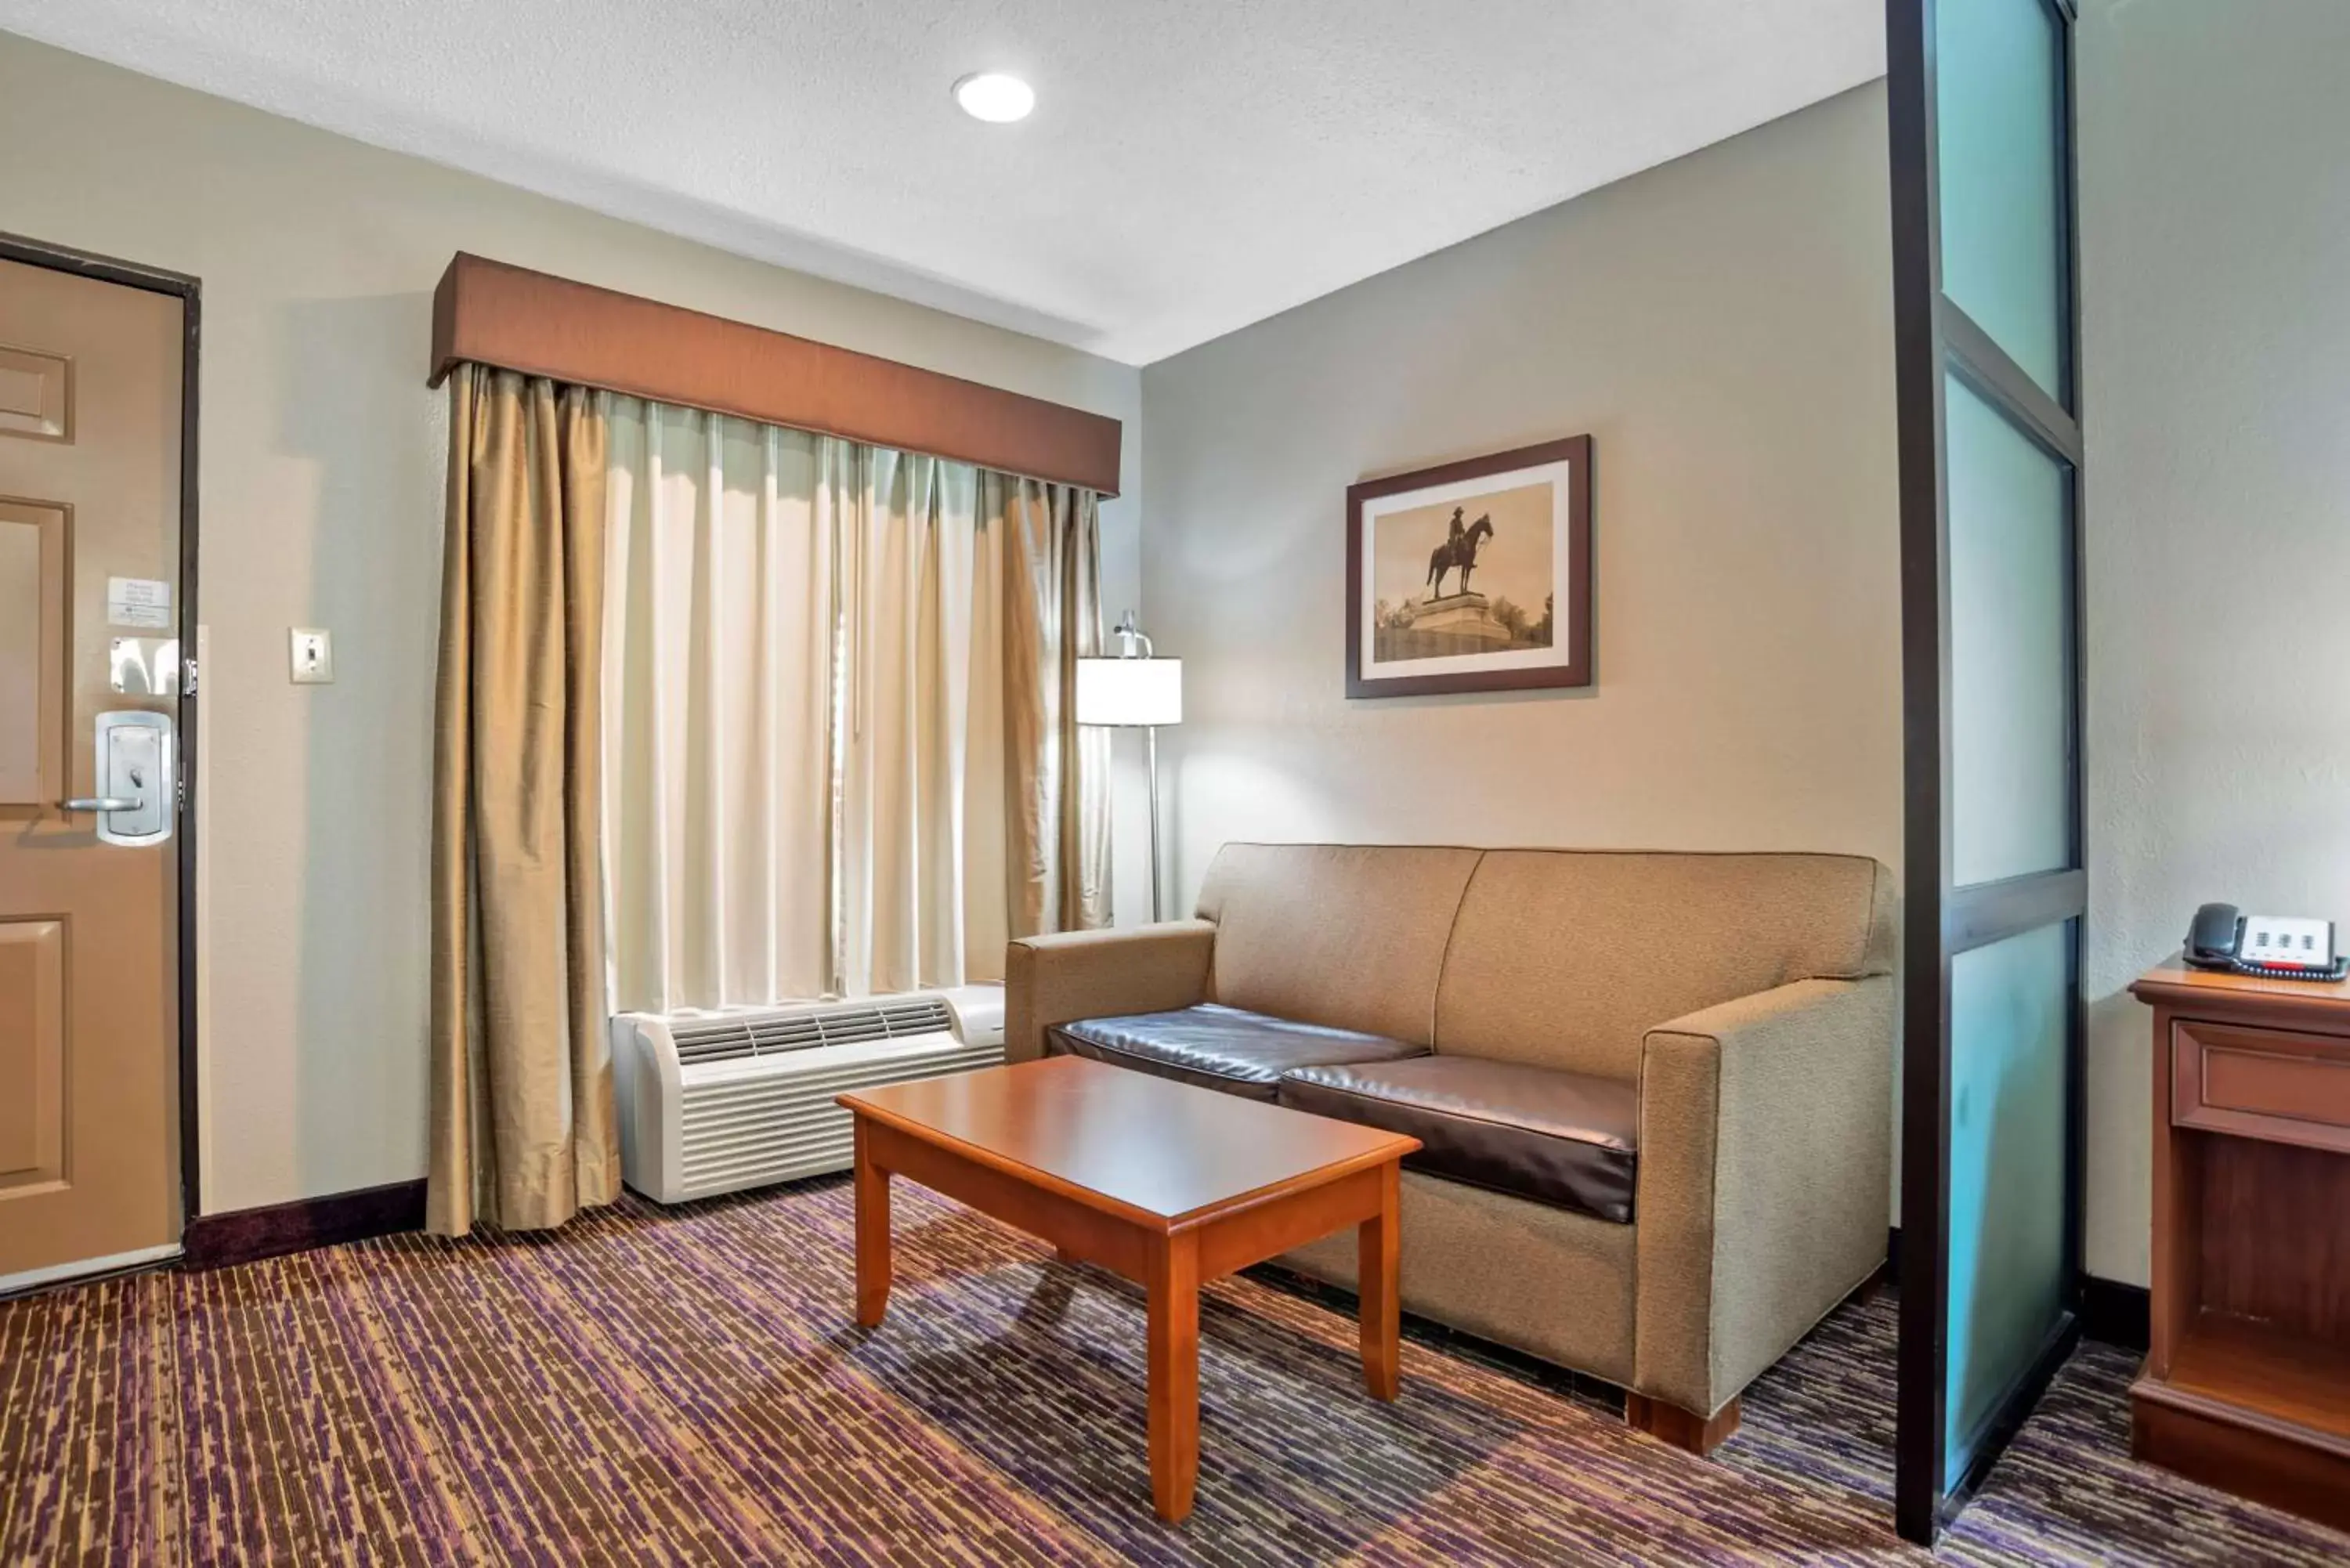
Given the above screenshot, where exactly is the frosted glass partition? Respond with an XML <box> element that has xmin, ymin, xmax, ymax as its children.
<box><xmin>1947</xmin><ymin>375</ymin><xmax>2070</xmax><ymax>886</ymax></box>
<box><xmin>1943</xmin><ymin>921</ymin><xmax>2070</xmax><ymax>1484</ymax></box>
<box><xmin>1936</xmin><ymin>0</ymin><xmax>2066</xmax><ymax>399</ymax></box>
<box><xmin>1891</xmin><ymin>0</ymin><xmax>2085</xmax><ymax>1537</ymax></box>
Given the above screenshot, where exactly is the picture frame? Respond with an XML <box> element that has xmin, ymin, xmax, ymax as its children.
<box><xmin>1344</xmin><ymin>434</ymin><xmax>1593</xmax><ymax>699</ymax></box>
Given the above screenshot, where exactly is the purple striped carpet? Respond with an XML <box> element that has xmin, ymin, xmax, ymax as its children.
<box><xmin>2</xmin><ymin>1178</ymin><xmax>2344</xmax><ymax>1565</ymax></box>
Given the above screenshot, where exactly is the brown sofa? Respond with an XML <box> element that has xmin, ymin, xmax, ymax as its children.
<box><xmin>1006</xmin><ymin>843</ymin><xmax>1896</xmax><ymax>1451</ymax></box>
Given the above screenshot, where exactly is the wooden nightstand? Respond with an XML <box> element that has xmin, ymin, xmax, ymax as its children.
<box><xmin>2128</xmin><ymin>958</ymin><xmax>2350</xmax><ymax>1531</ymax></box>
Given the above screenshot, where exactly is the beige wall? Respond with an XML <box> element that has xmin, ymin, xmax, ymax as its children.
<box><xmin>2077</xmin><ymin>0</ymin><xmax>2350</xmax><ymax>1285</ymax></box>
<box><xmin>0</xmin><ymin>34</ymin><xmax>1144</xmax><ymax>1216</ymax></box>
<box><xmin>1141</xmin><ymin>11</ymin><xmax>2350</xmax><ymax>1297</ymax></box>
<box><xmin>1139</xmin><ymin>85</ymin><xmax>1902</xmax><ymax>946</ymax></box>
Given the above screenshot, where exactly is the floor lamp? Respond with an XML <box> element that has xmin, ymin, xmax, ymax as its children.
<box><xmin>1076</xmin><ymin>612</ymin><xmax>1182</xmax><ymax>922</ymax></box>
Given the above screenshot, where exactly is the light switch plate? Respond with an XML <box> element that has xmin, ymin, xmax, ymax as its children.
<box><xmin>289</xmin><ymin>627</ymin><xmax>334</xmax><ymax>684</ymax></box>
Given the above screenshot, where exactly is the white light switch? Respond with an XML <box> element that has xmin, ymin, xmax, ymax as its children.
<box><xmin>290</xmin><ymin>627</ymin><xmax>334</xmax><ymax>684</ymax></box>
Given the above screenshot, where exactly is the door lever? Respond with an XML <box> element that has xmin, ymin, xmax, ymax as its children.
<box><xmin>80</xmin><ymin>711</ymin><xmax>175</xmax><ymax>846</ymax></box>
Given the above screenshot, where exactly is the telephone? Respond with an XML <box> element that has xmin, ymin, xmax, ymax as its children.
<box><xmin>2184</xmin><ymin>903</ymin><xmax>2348</xmax><ymax>981</ymax></box>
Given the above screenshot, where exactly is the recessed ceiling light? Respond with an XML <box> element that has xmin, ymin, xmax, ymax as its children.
<box><xmin>953</xmin><ymin>72</ymin><xmax>1035</xmax><ymax>125</ymax></box>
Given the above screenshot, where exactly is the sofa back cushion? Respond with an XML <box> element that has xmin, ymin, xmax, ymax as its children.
<box><xmin>1194</xmin><ymin>843</ymin><xmax>1481</xmax><ymax>1045</ymax></box>
<box><xmin>1433</xmin><ymin>850</ymin><xmax>1893</xmax><ymax>1078</ymax></box>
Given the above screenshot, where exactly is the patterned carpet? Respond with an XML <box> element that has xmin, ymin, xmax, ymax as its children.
<box><xmin>2</xmin><ymin>1178</ymin><xmax>2345</xmax><ymax>1566</ymax></box>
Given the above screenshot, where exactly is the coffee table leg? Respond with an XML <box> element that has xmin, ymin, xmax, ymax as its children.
<box><xmin>1359</xmin><ymin>1160</ymin><xmax>1401</xmax><ymax>1401</ymax></box>
<box><xmin>1146</xmin><ymin>1231</ymin><xmax>1201</xmax><ymax>1523</ymax></box>
<box><xmin>853</xmin><ymin>1118</ymin><xmax>892</xmax><ymax>1328</ymax></box>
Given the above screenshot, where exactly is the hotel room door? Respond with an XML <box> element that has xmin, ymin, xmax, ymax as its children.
<box><xmin>1885</xmin><ymin>0</ymin><xmax>2088</xmax><ymax>1544</ymax></box>
<box><xmin>0</xmin><ymin>246</ymin><xmax>194</xmax><ymax>1290</ymax></box>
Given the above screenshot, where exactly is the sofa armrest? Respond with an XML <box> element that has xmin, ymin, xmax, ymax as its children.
<box><xmin>1003</xmin><ymin>920</ymin><xmax>1217</xmax><ymax>1063</ymax></box>
<box><xmin>1632</xmin><ymin>975</ymin><xmax>1895</xmax><ymax>1416</ymax></box>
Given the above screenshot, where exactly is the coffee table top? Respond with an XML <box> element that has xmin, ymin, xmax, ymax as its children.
<box><xmin>839</xmin><ymin>1056</ymin><xmax>1417</xmax><ymax>1230</ymax></box>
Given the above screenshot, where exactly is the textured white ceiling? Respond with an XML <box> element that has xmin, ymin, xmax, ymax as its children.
<box><xmin>1</xmin><ymin>2</ymin><xmax>1883</xmax><ymax>364</ymax></box>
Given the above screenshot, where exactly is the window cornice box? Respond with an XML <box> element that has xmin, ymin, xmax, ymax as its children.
<box><xmin>428</xmin><ymin>252</ymin><xmax>1123</xmax><ymax>496</ymax></box>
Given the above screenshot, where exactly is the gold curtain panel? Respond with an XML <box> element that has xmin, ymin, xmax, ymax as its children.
<box><xmin>430</xmin><ymin>365</ymin><xmax>620</xmax><ymax>1237</ymax></box>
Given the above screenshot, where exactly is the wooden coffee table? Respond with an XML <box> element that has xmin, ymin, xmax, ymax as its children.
<box><xmin>837</xmin><ymin>1055</ymin><xmax>1419</xmax><ymax>1523</ymax></box>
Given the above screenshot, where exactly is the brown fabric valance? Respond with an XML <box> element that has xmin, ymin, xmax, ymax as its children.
<box><xmin>428</xmin><ymin>252</ymin><xmax>1123</xmax><ymax>495</ymax></box>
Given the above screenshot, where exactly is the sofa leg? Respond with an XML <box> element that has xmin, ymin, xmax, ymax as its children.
<box><xmin>1847</xmin><ymin>1263</ymin><xmax>1889</xmax><ymax>1308</ymax></box>
<box><xmin>1625</xmin><ymin>1392</ymin><xmax>1741</xmax><ymax>1455</ymax></box>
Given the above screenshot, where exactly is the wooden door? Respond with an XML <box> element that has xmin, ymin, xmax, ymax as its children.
<box><xmin>0</xmin><ymin>253</ymin><xmax>186</xmax><ymax>1287</ymax></box>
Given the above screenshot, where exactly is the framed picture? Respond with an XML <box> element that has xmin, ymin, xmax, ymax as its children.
<box><xmin>1345</xmin><ymin>435</ymin><xmax>1593</xmax><ymax>699</ymax></box>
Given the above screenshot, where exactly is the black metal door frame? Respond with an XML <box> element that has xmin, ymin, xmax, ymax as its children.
<box><xmin>1885</xmin><ymin>0</ymin><xmax>2088</xmax><ymax>1543</ymax></box>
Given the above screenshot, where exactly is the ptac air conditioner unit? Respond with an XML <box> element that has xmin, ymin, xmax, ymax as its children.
<box><xmin>613</xmin><ymin>985</ymin><xmax>1004</xmax><ymax>1203</ymax></box>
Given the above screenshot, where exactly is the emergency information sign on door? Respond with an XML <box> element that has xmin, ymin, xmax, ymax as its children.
<box><xmin>107</xmin><ymin>576</ymin><xmax>172</xmax><ymax>629</ymax></box>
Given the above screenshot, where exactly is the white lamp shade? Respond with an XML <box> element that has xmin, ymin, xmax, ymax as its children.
<box><xmin>1076</xmin><ymin>656</ymin><xmax>1182</xmax><ymax>727</ymax></box>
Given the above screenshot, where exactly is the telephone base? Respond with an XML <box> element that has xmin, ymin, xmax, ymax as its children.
<box><xmin>2212</xmin><ymin>956</ymin><xmax>2350</xmax><ymax>983</ymax></box>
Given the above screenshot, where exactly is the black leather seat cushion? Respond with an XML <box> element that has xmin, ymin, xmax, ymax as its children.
<box><xmin>1278</xmin><ymin>1056</ymin><xmax>1639</xmax><ymax>1223</ymax></box>
<box><xmin>1048</xmin><ymin>1003</ymin><xmax>1430</xmax><ymax>1100</ymax></box>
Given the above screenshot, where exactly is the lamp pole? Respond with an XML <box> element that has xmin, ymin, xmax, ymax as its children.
<box><xmin>1146</xmin><ymin>721</ymin><xmax>1162</xmax><ymax>922</ymax></box>
<box><xmin>1109</xmin><ymin>609</ymin><xmax>1168</xmax><ymax>922</ymax></box>
<box><xmin>1080</xmin><ymin>611</ymin><xmax>1180</xmax><ymax>928</ymax></box>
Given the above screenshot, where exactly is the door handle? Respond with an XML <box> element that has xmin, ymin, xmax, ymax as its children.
<box><xmin>80</xmin><ymin>711</ymin><xmax>175</xmax><ymax>847</ymax></box>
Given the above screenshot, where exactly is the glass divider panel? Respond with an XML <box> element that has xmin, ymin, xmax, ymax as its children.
<box><xmin>1947</xmin><ymin>374</ymin><xmax>2073</xmax><ymax>886</ymax></box>
<box><xmin>1943</xmin><ymin>918</ymin><xmax>2073</xmax><ymax>1485</ymax></box>
<box><xmin>1936</xmin><ymin>0</ymin><xmax>2068</xmax><ymax>400</ymax></box>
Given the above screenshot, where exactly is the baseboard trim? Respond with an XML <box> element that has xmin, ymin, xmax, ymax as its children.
<box><xmin>2080</xmin><ymin>1274</ymin><xmax>2150</xmax><ymax>1353</ymax></box>
<box><xmin>183</xmin><ymin>1179</ymin><xmax>428</xmax><ymax>1271</ymax></box>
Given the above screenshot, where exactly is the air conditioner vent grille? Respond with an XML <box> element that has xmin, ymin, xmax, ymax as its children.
<box><xmin>670</xmin><ymin>996</ymin><xmax>955</xmax><ymax>1065</ymax></box>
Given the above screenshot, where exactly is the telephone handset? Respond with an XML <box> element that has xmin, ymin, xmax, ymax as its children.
<box><xmin>2184</xmin><ymin>902</ymin><xmax>2348</xmax><ymax>981</ymax></box>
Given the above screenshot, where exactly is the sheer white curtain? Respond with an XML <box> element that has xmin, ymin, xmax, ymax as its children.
<box><xmin>601</xmin><ymin>396</ymin><xmax>1104</xmax><ymax>1014</ymax></box>
<box><xmin>603</xmin><ymin>402</ymin><xmax>833</xmax><ymax>1010</ymax></box>
<box><xmin>835</xmin><ymin>447</ymin><xmax>1003</xmax><ymax>995</ymax></box>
